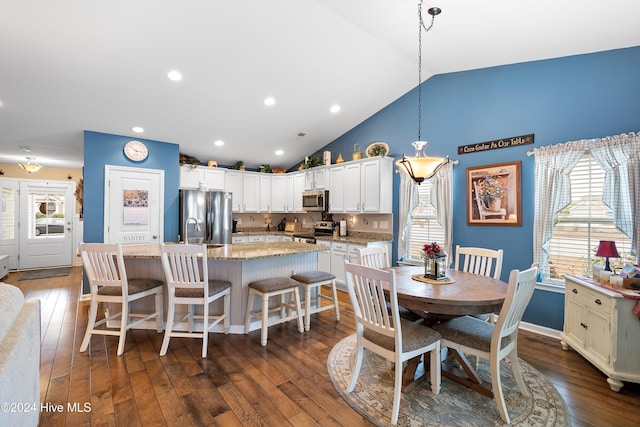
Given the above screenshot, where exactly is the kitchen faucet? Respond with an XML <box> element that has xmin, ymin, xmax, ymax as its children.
<box><xmin>184</xmin><ymin>217</ymin><xmax>200</xmax><ymax>244</ymax></box>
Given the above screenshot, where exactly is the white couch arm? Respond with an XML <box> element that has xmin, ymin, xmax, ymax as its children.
<box><xmin>0</xmin><ymin>298</ymin><xmax>41</xmax><ymax>427</ymax></box>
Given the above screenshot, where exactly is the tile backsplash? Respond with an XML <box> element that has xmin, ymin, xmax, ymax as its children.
<box><xmin>233</xmin><ymin>213</ymin><xmax>393</xmax><ymax>234</ymax></box>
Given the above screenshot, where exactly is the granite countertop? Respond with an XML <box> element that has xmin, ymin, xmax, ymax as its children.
<box><xmin>120</xmin><ymin>241</ymin><xmax>323</xmax><ymax>260</ymax></box>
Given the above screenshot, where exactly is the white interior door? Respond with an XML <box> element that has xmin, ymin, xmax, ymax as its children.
<box><xmin>104</xmin><ymin>166</ymin><xmax>164</xmax><ymax>244</ymax></box>
<box><xmin>18</xmin><ymin>180</ymin><xmax>75</xmax><ymax>269</ymax></box>
<box><xmin>0</xmin><ymin>179</ymin><xmax>19</xmax><ymax>269</ymax></box>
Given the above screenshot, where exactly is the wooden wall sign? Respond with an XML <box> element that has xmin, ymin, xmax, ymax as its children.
<box><xmin>458</xmin><ymin>134</ymin><xmax>534</xmax><ymax>155</ymax></box>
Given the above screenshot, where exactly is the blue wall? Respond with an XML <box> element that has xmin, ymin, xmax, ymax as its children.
<box><xmin>314</xmin><ymin>46</ymin><xmax>640</xmax><ymax>330</ymax></box>
<box><xmin>83</xmin><ymin>131</ymin><xmax>180</xmax><ymax>245</ymax></box>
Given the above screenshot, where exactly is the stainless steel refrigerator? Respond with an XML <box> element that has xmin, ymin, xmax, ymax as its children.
<box><xmin>179</xmin><ymin>190</ymin><xmax>233</xmax><ymax>244</ymax></box>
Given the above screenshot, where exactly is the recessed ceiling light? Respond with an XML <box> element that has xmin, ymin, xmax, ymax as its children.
<box><xmin>167</xmin><ymin>70</ymin><xmax>183</xmax><ymax>81</ymax></box>
<box><xmin>214</xmin><ymin>140</ymin><xmax>224</xmax><ymax>147</ymax></box>
<box><xmin>275</xmin><ymin>150</ymin><xmax>284</xmax><ymax>156</ymax></box>
<box><xmin>330</xmin><ymin>104</ymin><xmax>341</xmax><ymax>113</ymax></box>
<box><xmin>132</xmin><ymin>126</ymin><xmax>144</xmax><ymax>133</ymax></box>
<box><xmin>264</xmin><ymin>97</ymin><xmax>276</xmax><ymax>106</ymax></box>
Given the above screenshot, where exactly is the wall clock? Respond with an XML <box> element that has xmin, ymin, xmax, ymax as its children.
<box><xmin>123</xmin><ymin>140</ymin><xmax>148</xmax><ymax>162</ymax></box>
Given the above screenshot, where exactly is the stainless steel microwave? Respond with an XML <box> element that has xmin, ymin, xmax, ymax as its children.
<box><xmin>302</xmin><ymin>190</ymin><xmax>328</xmax><ymax>212</ymax></box>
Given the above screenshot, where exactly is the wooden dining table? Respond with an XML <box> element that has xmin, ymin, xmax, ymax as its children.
<box><xmin>385</xmin><ymin>266</ymin><xmax>509</xmax><ymax>394</ymax></box>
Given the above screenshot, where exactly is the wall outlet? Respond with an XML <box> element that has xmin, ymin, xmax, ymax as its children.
<box><xmin>373</xmin><ymin>221</ymin><xmax>379</xmax><ymax>229</ymax></box>
<box><xmin>379</xmin><ymin>221</ymin><xmax>389</xmax><ymax>229</ymax></box>
<box><xmin>236</xmin><ymin>218</ymin><xmax>242</xmax><ymax>224</ymax></box>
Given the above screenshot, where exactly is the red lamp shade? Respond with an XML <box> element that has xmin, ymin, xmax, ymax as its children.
<box><xmin>595</xmin><ymin>240</ymin><xmax>620</xmax><ymax>258</ymax></box>
<box><xmin>596</xmin><ymin>240</ymin><xmax>619</xmax><ymax>272</ymax></box>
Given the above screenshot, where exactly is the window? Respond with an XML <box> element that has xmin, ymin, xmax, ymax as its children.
<box><xmin>544</xmin><ymin>153</ymin><xmax>633</xmax><ymax>284</ymax></box>
<box><xmin>406</xmin><ymin>180</ymin><xmax>445</xmax><ymax>262</ymax></box>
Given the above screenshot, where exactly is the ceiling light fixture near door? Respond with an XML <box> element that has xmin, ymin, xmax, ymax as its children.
<box><xmin>214</xmin><ymin>140</ymin><xmax>224</xmax><ymax>147</ymax></box>
<box><xmin>167</xmin><ymin>70</ymin><xmax>183</xmax><ymax>81</ymax></box>
<box><xmin>131</xmin><ymin>126</ymin><xmax>144</xmax><ymax>133</ymax></box>
<box><xmin>330</xmin><ymin>104</ymin><xmax>341</xmax><ymax>113</ymax></box>
<box><xmin>19</xmin><ymin>157</ymin><xmax>42</xmax><ymax>173</ymax></box>
<box><xmin>396</xmin><ymin>2</ymin><xmax>451</xmax><ymax>185</ymax></box>
<box><xmin>264</xmin><ymin>97</ymin><xmax>276</xmax><ymax>106</ymax></box>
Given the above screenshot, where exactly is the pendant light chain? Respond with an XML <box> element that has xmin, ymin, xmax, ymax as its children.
<box><xmin>417</xmin><ymin>1</ymin><xmax>438</xmax><ymax>142</ymax></box>
<box><xmin>417</xmin><ymin>2</ymin><xmax>423</xmax><ymax>142</ymax></box>
<box><xmin>395</xmin><ymin>3</ymin><xmax>448</xmax><ymax>185</ymax></box>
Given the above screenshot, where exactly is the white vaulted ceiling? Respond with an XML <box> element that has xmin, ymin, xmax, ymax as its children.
<box><xmin>1</xmin><ymin>0</ymin><xmax>639</xmax><ymax>169</ymax></box>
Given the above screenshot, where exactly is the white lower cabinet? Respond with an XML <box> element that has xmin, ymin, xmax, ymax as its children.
<box><xmin>330</xmin><ymin>242</ymin><xmax>348</xmax><ymax>288</ymax></box>
<box><xmin>561</xmin><ymin>276</ymin><xmax>640</xmax><ymax>391</ymax></box>
<box><xmin>326</xmin><ymin>241</ymin><xmax>391</xmax><ymax>290</ymax></box>
<box><xmin>316</xmin><ymin>240</ymin><xmax>331</xmax><ymax>274</ymax></box>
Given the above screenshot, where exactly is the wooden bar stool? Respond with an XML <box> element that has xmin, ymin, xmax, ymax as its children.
<box><xmin>244</xmin><ymin>277</ymin><xmax>304</xmax><ymax>346</ymax></box>
<box><xmin>291</xmin><ymin>271</ymin><xmax>340</xmax><ymax>331</ymax></box>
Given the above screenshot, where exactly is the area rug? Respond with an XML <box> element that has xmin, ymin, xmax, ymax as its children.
<box><xmin>18</xmin><ymin>267</ymin><xmax>70</xmax><ymax>281</ymax></box>
<box><xmin>328</xmin><ymin>334</ymin><xmax>570</xmax><ymax>427</ymax></box>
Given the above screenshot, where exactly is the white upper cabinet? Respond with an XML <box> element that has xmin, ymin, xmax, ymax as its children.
<box><xmin>332</xmin><ymin>157</ymin><xmax>393</xmax><ymax>214</ymax></box>
<box><xmin>179</xmin><ymin>165</ymin><xmax>202</xmax><ymax>189</ymax></box>
<box><xmin>285</xmin><ymin>172</ymin><xmax>304</xmax><ymax>213</ymax></box>
<box><xmin>343</xmin><ymin>163</ymin><xmax>362</xmax><ymax>212</ymax></box>
<box><xmin>225</xmin><ymin>171</ymin><xmax>243</xmax><ymax>212</ymax></box>
<box><xmin>259</xmin><ymin>174</ymin><xmax>272</xmax><ymax>212</ymax></box>
<box><xmin>178</xmin><ymin>156</ymin><xmax>393</xmax><ymax>213</ymax></box>
<box><xmin>271</xmin><ymin>175</ymin><xmax>287</xmax><ymax>212</ymax></box>
<box><xmin>242</xmin><ymin>173</ymin><xmax>260</xmax><ymax>212</ymax></box>
<box><xmin>179</xmin><ymin>165</ymin><xmax>225</xmax><ymax>190</ymax></box>
<box><xmin>202</xmin><ymin>168</ymin><xmax>226</xmax><ymax>190</ymax></box>
<box><xmin>328</xmin><ymin>165</ymin><xmax>345</xmax><ymax>212</ymax></box>
<box><xmin>304</xmin><ymin>168</ymin><xmax>326</xmax><ymax>190</ymax></box>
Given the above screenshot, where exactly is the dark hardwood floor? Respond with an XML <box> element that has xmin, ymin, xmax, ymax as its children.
<box><xmin>9</xmin><ymin>266</ymin><xmax>640</xmax><ymax>426</ymax></box>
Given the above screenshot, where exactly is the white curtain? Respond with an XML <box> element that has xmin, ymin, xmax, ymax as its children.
<box><xmin>590</xmin><ymin>132</ymin><xmax>640</xmax><ymax>259</ymax></box>
<box><xmin>430</xmin><ymin>162</ymin><xmax>454</xmax><ymax>265</ymax></box>
<box><xmin>397</xmin><ymin>163</ymin><xmax>454</xmax><ymax>263</ymax></box>
<box><xmin>397</xmin><ymin>172</ymin><xmax>418</xmax><ymax>261</ymax></box>
<box><xmin>532</xmin><ymin>131</ymin><xmax>640</xmax><ymax>270</ymax></box>
<box><xmin>531</xmin><ymin>140</ymin><xmax>586</xmax><ymax>271</ymax></box>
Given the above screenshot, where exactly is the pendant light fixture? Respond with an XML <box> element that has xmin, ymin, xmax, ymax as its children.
<box><xmin>396</xmin><ymin>2</ymin><xmax>448</xmax><ymax>185</ymax></box>
<box><xmin>19</xmin><ymin>156</ymin><xmax>42</xmax><ymax>173</ymax></box>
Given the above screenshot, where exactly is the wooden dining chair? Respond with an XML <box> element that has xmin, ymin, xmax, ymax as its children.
<box><xmin>431</xmin><ymin>266</ymin><xmax>538</xmax><ymax>424</ymax></box>
<box><xmin>160</xmin><ymin>243</ymin><xmax>231</xmax><ymax>358</ymax></box>
<box><xmin>455</xmin><ymin>244</ymin><xmax>504</xmax><ymax>324</ymax></box>
<box><xmin>344</xmin><ymin>261</ymin><xmax>441</xmax><ymax>425</ymax></box>
<box><xmin>80</xmin><ymin>243</ymin><xmax>164</xmax><ymax>356</ymax></box>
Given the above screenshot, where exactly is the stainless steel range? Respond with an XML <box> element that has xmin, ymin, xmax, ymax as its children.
<box><xmin>291</xmin><ymin>221</ymin><xmax>335</xmax><ymax>244</ymax></box>
<box><xmin>313</xmin><ymin>221</ymin><xmax>334</xmax><ymax>238</ymax></box>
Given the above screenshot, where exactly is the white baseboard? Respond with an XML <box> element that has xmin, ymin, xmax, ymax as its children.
<box><xmin>519</xmin><ymin>320</ymin><xmax>561</xmax><ymax>340</ymax></box>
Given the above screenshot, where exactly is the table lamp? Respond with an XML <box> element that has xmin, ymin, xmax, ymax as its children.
<box><xmin>595</xmin><ymin>240</ymin><xmax>619</xmax><ymax>272</ymax></box>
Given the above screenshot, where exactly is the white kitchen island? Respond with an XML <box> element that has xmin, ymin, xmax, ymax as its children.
<box><xmin>117</xmin><ymin>242</ymin><xmax>322</xmax><ymax>334</ymax></box>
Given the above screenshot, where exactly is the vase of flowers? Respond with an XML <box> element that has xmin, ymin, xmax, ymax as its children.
<box><xmin>476</xmin><ymin>175</ymin><xmax>506</xmax><ymax>210</ymax></box>
<box><xmin>422</xmin><ymin>242</ymin><xmax>447</xmax><ymax>280</ymax></box>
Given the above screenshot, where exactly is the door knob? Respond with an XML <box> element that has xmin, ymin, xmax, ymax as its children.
<box><xmin>152</xmin><ymin>235</ymin><xmax>158</xmax><ymax>239</ymax></box>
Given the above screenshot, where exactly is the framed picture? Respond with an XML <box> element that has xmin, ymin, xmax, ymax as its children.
<box><xmin>467</xmin><ymin>161</ymin><xmax>521</xmax><ymax>226</ymax></box>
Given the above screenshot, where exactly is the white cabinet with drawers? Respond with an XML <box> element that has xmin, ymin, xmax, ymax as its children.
<box><xmin>315</xmin><ymin>240</ymin><xmax>331</xmax><ymax>273</ymax></box>
<box><xmin>561</xmin><ymin>275</ymin><xmax>640</xmax><ymax>391</ymax></box>
<box><xmin>0</xmin><ymin>254</ymin><xmax>8</xmax><ymax>280</ymax></box>
<box><xmin>325</xmin><ymin>241</ymin><xmax>391</xmax><ymax>290</ymax></box>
